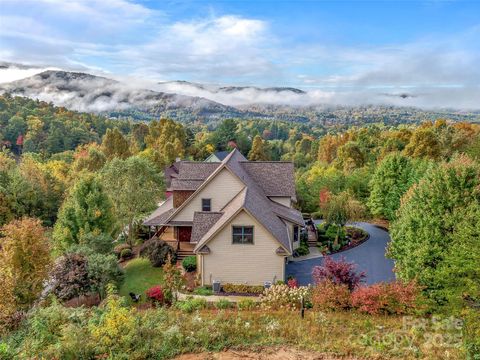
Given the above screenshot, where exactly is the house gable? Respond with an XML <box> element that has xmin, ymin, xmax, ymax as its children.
<box><xmin>170</xmin><ymin>167</ymin><xmax>245</xmax><ymax>222</ymax></box>
<box><xmin>200</xmin><ymin>209</ymin><xmax>285</xmax><ymax>285</ymax></box>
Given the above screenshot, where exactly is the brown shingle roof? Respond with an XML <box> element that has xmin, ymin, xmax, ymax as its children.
<box><xmin>270</xmin><ymin>200</ymin><xmax>304</xmax><ymax>225</ymax></box>
<box><xmin>143</xmin><ymin>196</ymin><xmax>174</xmax><ymax>226</ymax></box>
<box><xmin>171</xmin><ymin>178</ymin><xmax>204</xmax><ymax>190</ymax></box>
<box><xmin>240</xmin><ymin>161</ymin><xmax>296</xmax><ymax>198</ymax></box>
<box><xmin>176</xmin><ymin>162</ymin><xmax>220</xmax><ymax>180</ymax></box>
<box><xmin>191</xmin><ymin>212</ymin><xmax>223</xmax><ymax>243</ymax></box>
<box><xmin>194</xmin><ymin>149</ymin><xmax>303</xmax><ymax>254</ymax></box>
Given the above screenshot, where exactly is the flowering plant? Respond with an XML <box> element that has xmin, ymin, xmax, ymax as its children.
<box><xmin>259</xmin><ymin>284</ymin><xmax>310</xmax><ymax>310</ymax></box>
<box><xmin>145</xmin><ymin>285</ymin><xmax>164</xmax><ymax>304</ymax></box>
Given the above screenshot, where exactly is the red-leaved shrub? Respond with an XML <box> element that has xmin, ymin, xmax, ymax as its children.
<box><xmin>312</xmin><ymin>280</ymin><xmax>351</xmax><ymax>311</ymax></box>
<box><xmin>351</xmin><ymin>281</ymin><xmax>420</xmax><ymax>315</ymax></box>
<box><xmin>312</xmin><ymin>256</ymin><xmax>365</xmax><ymax>291</ymax></box>
<box><xmin>287</xmin><ymin>278</ymin><xmax>299</xmax><ymax>288</ymax></box>
<box><xmin>145</xmin><ymin>285</ymin><xmax>164</xmax><ymax>304</ymax></box>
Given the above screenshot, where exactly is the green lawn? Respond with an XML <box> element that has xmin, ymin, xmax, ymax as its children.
<box><xmin>119</xmin><ymin>258</ymin><xmax>164</xmax><ymax>303</ymax></box>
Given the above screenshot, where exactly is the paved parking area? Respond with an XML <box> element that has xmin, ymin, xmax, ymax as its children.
<box><xmin>286</xmin><ymin>222</ymin><xmax>396</xmax><ymax>286</ymax></box>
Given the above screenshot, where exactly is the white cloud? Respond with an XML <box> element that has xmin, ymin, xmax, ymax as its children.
<box><xmin>0</xmin><ymin>0</ymin><xmax>479</xmax><ymax>109</ymax></box>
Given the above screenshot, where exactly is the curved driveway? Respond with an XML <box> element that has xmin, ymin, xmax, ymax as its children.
<box><xmin>286</xmin><ymin>222</ymin><xmax>395</xmax><ymax>286</ymax></box>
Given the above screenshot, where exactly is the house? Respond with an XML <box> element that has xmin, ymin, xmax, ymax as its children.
<box><xmin>204</xmin><ymin>151</ymin><xmax>230</xmax><ymax>162</ymax></box>
<box><xmin>144</xmin><ymin>149</ymin><xmax>304</xmax><ymax>286</ymax></box>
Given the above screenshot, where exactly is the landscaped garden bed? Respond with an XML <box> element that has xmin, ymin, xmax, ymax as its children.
<box><xmin>316</xmin><ymin>223</ymin><xmax>369</xmax><ymax>255</ymax></box>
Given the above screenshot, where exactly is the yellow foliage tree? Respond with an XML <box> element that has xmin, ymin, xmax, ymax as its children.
<box><xmin>0</xmin><ymin>218</ymin><xmax>51</xmax><ymax>326</ymax></box>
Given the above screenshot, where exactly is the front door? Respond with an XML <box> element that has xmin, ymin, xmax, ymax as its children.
<box><xmin>178</xmin><ymin>226</ymin><xmax>192</xmax><ymax>242</ymax></box>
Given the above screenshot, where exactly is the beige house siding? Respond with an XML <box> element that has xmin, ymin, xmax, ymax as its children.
<box><xmin>201</xmin><ymin>210</ymin><xmax>286</xmax><ymax>286</ymax></box>
<box><xmin>268</xmin><ymin>196</ymin><xmax>291</xmax><ymax>207</ymax></box>
<box><xmin>172</xmin><ymin>168</ymin><xmax>245</xmax><ymax>222</ymax></box>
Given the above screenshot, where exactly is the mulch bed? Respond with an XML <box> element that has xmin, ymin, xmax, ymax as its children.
<box><xmin>320</xmin><ymin>228</ymin><xmax>370</xmax><ymax>255</ymax></box>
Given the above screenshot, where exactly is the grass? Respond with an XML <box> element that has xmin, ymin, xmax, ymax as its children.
<box><xmin>119</xmin><ymin>257</ymin><xmax>164</xmax><ymax>303</ymax></box>
<box><xmin>5</xmin><ymin>306</ymin><xmax>465</xmax><ymax>359</ymax></box>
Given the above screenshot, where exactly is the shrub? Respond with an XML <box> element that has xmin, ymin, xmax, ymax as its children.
<box><xmin>89</xmin><ymin>286</ymin><xmax>136</xmax><ymax>353</ymax></box>
<box><xmin>113</xmin><ymin>243</ymin><xmax>132</xmax><ymax>258</ymax></box>
<box><xmin>193</xmin><ymin>286</ymin><xmax>213</xmax><ymax>296</ymax></box>
<box><xmin>215</xmin><ymin>299</ymin><xmax>234</xmax><ymax>309</ymax></box>
<box><xmin>222</xmin><ymin>283</ymin><xmax>264</xmax><ymax>294</ymax></box>
<box><xmin>50</xmin><ymin>253</ymin><xmax>91</xmax><ymax>301</ymax></box>
<box><xmin>162</xmin><ymin>258</ymin><xmax>184</xmax><ymax>303</ymax></box>
<box><xmin>312</xmin><ymin>280</ymin><xmax>351</xmax><ymax>311</ymax></box>
<box><xmin>259</xmin><ymin>284</ymin><xmax>311</xmax><ymax>310</ymax></box>
<box><xmin>175</xmin><ymin>297</ymin><xmax>207</xmax><ymax>313</ymax></box>
<box><xmin>346</xmin><ymin>226</ymin><xmax>367</xmax><ymax>241</ymax></box>
<box><xmin>296</xmin><ymin>242</ymin><xmax>310</xmax><ymax>256</ymax></box>
<box><xmin>287</xmin><ymin>278</ymin><xmax>299</xmax><ymax>288</ymax></box>
<box><xmin>312</xmin><ymin>256</ymin><xmax>365</xmax><ymax>291</ymax></box>
<box><xmin>139</xmin><ymin>239</ymin><xmax>176</xmax><ymax>267</ymax></box>
<box><xmin>351</xmin><ymin>281</ymin><xmax>421</xmax><ymax>315</ymax></box>
<box><xmin>325</xmin><ymin>224</ymin><xmax>346</xmax><ymax>241</ymax></box>
<box><xmin>145</xmin><ymin>285</ymin><xmax>164</xmax><ymax>304</ymax></box>
<box><xmin>237</xmin><ymin>298</ymin><xmax>257</xmax><ymax>311</ymax></box>
<box><xmin>120</xmin><ymin>248</ymin><xmax>133</xmax><ymax>260</ymax></box>
<box><xmin>182</xmin><ymin>256</ymin><xmax>197</xmax><ymax>272</ymax></box>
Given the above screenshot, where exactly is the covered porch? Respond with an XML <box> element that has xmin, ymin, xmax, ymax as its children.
<box><xmin>152</xmin><ymin>225</ymin><xmax>195</xmax><ymax>260</ymax></box>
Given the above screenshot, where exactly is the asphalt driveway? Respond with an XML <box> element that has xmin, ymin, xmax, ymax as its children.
<box><xmin>286</xmin><ymin>222</ymin><xmax>395</xmax><ymax>286</ymax></box>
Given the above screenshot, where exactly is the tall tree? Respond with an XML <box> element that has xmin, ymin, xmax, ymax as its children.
<box><xmin>248</xmin><ymin>135</ymin><xmax>270</xmax><ymax>161</ymax></box>
<box><xmin>368</xmin><ymin>153</ymin><xmax>430</xmax><ymax>221</ymax></box>
<box><xmin>101</xmin><ymin>128</ymin><xmax>131</xmax><ymax>160</ymax></box>
<box><xmin>53</xmin><ymin>175</ymin><xmax>115</xmax><ymax>252</ymax></box>
<box><xmin>389</xmin><ymin>155</ymin><xmax>480</xmax><ymax>306</ymax></box>
<box><xmin>0</xmin><ymin>218</ymin><xmax>51</xmax><ymax>324</ymax></box>
<box><xmin>403</xmin><ymin>127</ymin><xmax>441</xmax><ymax>159</ymax></box>
<box><xmin>324</xmin><ymin>191</ymin><xmax>365</xmax><ymax>245</ymax></box>
<box><xmin>101</xmin><ymin>156</ymin><xmax>164</xmax><ymax>245</ymax></box>
<box><xmin>144</xmin><ymin>119</ymin><xmax>186</xmax><ymax>166</ymax></box>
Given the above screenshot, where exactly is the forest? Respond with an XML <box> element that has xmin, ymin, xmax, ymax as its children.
<box><xmin>0</xmin><ymin>94</ymin><xmax>479</xmax><ymax>358</ymax></box>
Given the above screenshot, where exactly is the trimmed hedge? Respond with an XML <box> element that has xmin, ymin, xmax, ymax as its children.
<box><xmin>222</xmin><ymin>283</ymin><xmax>264</xmax><ymax>294</ymax></box>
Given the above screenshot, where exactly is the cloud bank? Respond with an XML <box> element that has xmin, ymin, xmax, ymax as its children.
<box><xmin>0</xmin><ymin>0</ymin><xmax>479</xmax><ymax>109</ymax></box>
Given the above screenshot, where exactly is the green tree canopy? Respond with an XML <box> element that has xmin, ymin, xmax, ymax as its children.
<box><xmin>101</xmin><ymin>156</ymin><xmax>164</xmax><ymax>245</ymax></box>
<box><xmin>101</xmin><ymin>128</ymin><xmax>131</xmax><ymax>160</ymax></box>
<box><xmin>53</xmin><ymin>174</ymin><xmax>115</xmax><ymax>252</ymax></box>
<box><xmin>388</xmin><ymin>155</ymin><xmax>480</xmax><ymax>307</ymax></box>
<box><xmin>368</xmin><ymin>153</ymin><xmax>431</xmax><ymax>221</ymax></box>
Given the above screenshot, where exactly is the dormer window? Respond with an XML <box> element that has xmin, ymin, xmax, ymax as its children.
<box><xmin>202</xmin><ymin>198</ymin><xmax>211</xmax><ymax>211</ymax></box>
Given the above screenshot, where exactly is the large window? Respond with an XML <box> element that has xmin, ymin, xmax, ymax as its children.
<box><xmin>232</xmin><ymin>226</ymin><xmax>254</xmax><ymax>244</ymax></box>
<box><xmin>293</xmin><ymin>225</ymin><xmax>299</xmax><ymax>242</ymax></box>
<box><xmin>202</xmin><ymin>198</ymin><xmax>211</xmax><ymax>211</ymax></box>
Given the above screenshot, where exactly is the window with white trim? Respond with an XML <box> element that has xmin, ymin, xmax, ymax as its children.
<box><xmin>232</xmin><ymin>226</ymin><xmax>254</xmax><ymax>244</ymax></box>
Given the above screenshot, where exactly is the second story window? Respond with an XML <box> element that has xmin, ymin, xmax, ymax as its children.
<box><xmin>202</xmin><ymin>198</ymin><xmax>211</xmax><ymax>211</ymax></box>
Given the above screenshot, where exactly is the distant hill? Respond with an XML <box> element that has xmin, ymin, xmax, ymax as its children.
<box><xmin>0</xmin><ymin>70</ymin><xmax>249</xmax><ymax>122</ymax></box>
<box><xmin>1</xmin><ymin>66</ymin><xmax>479</xmax><ymax>125</ymax></box>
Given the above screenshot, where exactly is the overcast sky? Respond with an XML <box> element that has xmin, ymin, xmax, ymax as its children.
<box><xmin>1</xmin><ymin>0</ymin><xmax>479</xmax><ymax>109</ymax></box>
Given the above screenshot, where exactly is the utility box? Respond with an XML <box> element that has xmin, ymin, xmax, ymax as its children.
<box><xmin>264</xmin><ymin>281</ymin><xmax>272</xmax><ymax>289</ymax></box>
<box><xmin>212</xmin><ymin>280</ymin><xmax>221</xmax><ymax>293</ymax></box>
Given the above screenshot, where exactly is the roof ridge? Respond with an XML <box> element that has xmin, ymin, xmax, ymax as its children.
<box><xmin>239</xmin><ymin>161</ymin><xmax>294</xmax><ymax>164</ymax></box>
<box><xmin>194</xmin><ymin>211</ymin><xmax>223</xmax><ymax>214</ymax></box>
